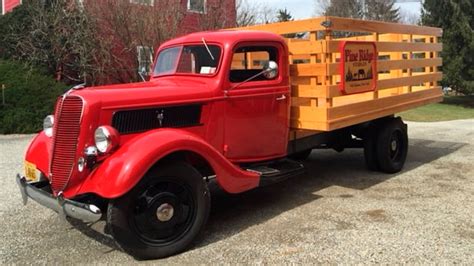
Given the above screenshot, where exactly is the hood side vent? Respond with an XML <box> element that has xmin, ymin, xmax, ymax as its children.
<box><xmin>112</xmin><ymin>104</ymin><xmax>202</xmax><ymax>134</ymax></box>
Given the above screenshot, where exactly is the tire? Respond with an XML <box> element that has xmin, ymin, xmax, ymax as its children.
<box><xmin>363</xmin><ymin>123</ymin><xmax>379</xmax><ymax>171</ymax></box>
<box><xmin>375</xmin><ymin>118</ymin><xmax>408</xmax><ymax>173</ymax></box>
<box><xmin>107</xmin><ymin>162</ymin><xmax>210</xmax><ymax>260</ymax></box>
<box><xmin>288</xmin><ymin>149</ymin><xmax>312</xmax><ymax>161</ymax></box>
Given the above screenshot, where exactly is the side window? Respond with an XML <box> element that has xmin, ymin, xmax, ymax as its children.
<box><xmin>188</xmin><ymin>0</ymin><xmax>206</xmax><ymax>13</ymax></box>
<box><xmin>130</xmin><ymin>0</ymin><xmax>154</xmax><ymax>6</ymax></box>
<box><xmin>176</xmin><ymin>45</ymin><xmax>221</xmax><ymax>75</ymax></box>
<box><xmin>229</xmin><ymin>46</ymin><xmax>278</xmax><ymax>83</ymax></box>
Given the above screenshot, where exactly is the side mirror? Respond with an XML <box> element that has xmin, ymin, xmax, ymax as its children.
<box><xmin>138</xmin><ymin>67</ymin><xmax>149</xmax><ymax>82</ymax></box>
<box><xmin>263</xmin><ymin>61</ymin><xmax>278</xmax><ymax>79</ymax></box>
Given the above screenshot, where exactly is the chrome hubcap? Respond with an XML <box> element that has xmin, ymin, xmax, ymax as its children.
<box><xmin>156</xmin><ymin>203</ymin><xmax>174</xmax><ymax>222</ymax></box>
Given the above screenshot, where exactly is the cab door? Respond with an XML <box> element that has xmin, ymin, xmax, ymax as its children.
<box><xmin>223</xmin><ymin>43</ymin><xmax>290</xmax><ymax>161</ymax></box>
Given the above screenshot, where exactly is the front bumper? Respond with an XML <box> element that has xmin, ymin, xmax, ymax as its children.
<box><xmin>16</xmin><ymin>174</ymin><xmax>102</xmax><ymax>223</ymax></box>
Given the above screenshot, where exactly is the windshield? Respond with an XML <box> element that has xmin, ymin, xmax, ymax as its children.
<box><xmin>154</xmin><ymin>45</ymin><xmax>221</xmax><ymax>76</ymax></box>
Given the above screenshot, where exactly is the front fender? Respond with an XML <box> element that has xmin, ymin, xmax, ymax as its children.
<box><xmin>24</xmin><ymin>131</ymin><xmax>52</xmax><ymax>177</ymax></box>
<box><xmin>76</xmin><ymin>129</ymin><xmax>260</xmax><ymax>198</ymax></box>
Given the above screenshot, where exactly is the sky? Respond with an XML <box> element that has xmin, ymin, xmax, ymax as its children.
<box><xmin>254</xmin><ymin>0</ymin><xmax>422</xmax><ymax>21</ymax></box>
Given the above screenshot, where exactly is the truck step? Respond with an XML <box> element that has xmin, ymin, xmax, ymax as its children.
<box><xmin>245</xmin><ymin>159</ymin><xmax>305</xmax><ymax>187</ymax></box>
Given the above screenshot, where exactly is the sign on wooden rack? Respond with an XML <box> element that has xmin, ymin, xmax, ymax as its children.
<box><xmin>340</xmin><ymin>41</ymin><xmax>377</xmax><ymax>94</ymax></box>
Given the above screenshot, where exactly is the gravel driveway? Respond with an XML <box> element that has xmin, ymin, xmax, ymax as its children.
<box><xmin>1</xmin><ymin>119</ymin><xmax>473</xmax><ymax>264</ymax></box>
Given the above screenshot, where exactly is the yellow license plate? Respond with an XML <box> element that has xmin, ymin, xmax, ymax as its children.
<box><xmin>24</xmin><ymin>161</ymin><xmax>39</xmax><ymax>182</ymax></box>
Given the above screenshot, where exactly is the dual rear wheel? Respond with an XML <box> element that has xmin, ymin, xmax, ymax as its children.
<box><xmin>364</xmin><ymin>117</ymin><xmax>408</xmax><ymax>173</ymax></box>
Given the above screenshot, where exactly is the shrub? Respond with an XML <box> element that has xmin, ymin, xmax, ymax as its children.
<box><xmin>0</xmin><ymin>60</ymin><xmax>67</xmax><ymax>134</ymax></box>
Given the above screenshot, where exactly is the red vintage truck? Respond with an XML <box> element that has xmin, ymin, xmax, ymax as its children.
<box><xmin>17</xmin><ymin>17</ymin><xmax>442</xmax><ymax>259</ymax></box>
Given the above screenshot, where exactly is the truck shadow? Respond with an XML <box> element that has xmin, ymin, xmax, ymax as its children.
<box><xmin>67</xmin><ymin>138</ymin><xmax>466</xmax><ymax>256</ymax></box>
<box><xmin>194</xmin><ymin>138</ymin><xmax>466</xmax><ymax>249</ymax></box>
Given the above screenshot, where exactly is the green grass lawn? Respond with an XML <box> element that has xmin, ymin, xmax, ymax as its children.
<box><xmin>398</xmin><ymin>96</ymin><xmax>474</xmax><ymax>122</ymax></box>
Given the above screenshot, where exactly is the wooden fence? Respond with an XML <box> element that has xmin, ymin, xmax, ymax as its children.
<box><xmin>236</xmin><ymin>16</ymin><xmax>443</xmax><ymax>132</ymax></box>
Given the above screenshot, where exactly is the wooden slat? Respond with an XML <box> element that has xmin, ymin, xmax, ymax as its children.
<box><xmin>377</xmin><ymin>42</ymin><xmax>442</xmax><ymax>52</ymax></box>
<box><xmin>326</xmin><ymin>16</ymin><xmax>443</xmax><ymax>37</ymax></box>
<box><xmin>290</xmin><ymin>63</ymin><xmax>326</xmax><ymax>76</ymax></box>
<box><xmin>290</xmin><ymin>106</ymin><xmax>327</xmax><ymax>121</ymax></box>
<box><xmin>377</xmin><ymin>72</ymin><xmax>442</xmax><ymax>89</ymax></box>
<box><xmin>232</xmin><ymin>16</ymin><xmax>442</xmax><ymax>37</ymax></box>
<box><xmin>326</xmin><ymin>87</ymin><xmax>442</xmax><ymax>130</ymax></box>
<box><xmin>233</xmin><ymin>17</ymin><xmax>325</xmax><ymax>35</ymax></box>
<box><xmin>288</xmin><ymin>40</ymin><xmax>325</xmax><ymax>55</ymax></box>
<box><xmin>323</xmin><ymin>72</ymin><xmax>441</xmax><ymax>98</ymax></box>
<box><xmin>324</xmin><ymin>58</ymin><xmax>442</xmax><ymax>75</ymax></box>
<box><xmin>291</xmin><ymin>119</ymin><xmax>329</xmax><ymax>131</ymax></box>
<box><xmin>324</xmin><ymin>41</ymin><xmax>442</xmax><ymax>53</ymax></box>
<box><xmin>378</xmin><ymin>58</ymin><xmax>442</xmax><ymax>72</ymax></box>
<box><xmin>291</xmin><ymin>84</ymin><xmax>329</xmax><ymax>98</ymax></box>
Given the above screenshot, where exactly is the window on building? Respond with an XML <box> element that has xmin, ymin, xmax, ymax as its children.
<box><xmin>137</xmin><ymin>46</ymin><xmax>154</xmax><ymax>74</ymax></box>
<box><xmin>188</xmin><ymin>0</ymin><xmax>206</xmax><ymax>13</ymax></box>
<box><xmin>130</xmin><ymin>0</ymin><xmax>154</xmax><ymax>6</ymax></box>
<box><xmin>230</xmin><ymin>46</ymin><xmax>278</xmax><ymax>83</ymax></box>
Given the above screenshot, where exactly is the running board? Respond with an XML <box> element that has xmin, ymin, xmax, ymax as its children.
<box><xmin>245</xmin><ymin>159</ymin><xmax>305</xmax><ymax>187</ymax></box>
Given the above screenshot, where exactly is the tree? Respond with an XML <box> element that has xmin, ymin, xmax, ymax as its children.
<box><xmin>276</xmin><ymin>8</ymin><xmax>293</xmax><ymax>22</ymax></box>
<box><xmin>317</xmin><ymin>0</ymin><xmax>400</xmax><ymax>22</ymax></box>
<box><xmin>236</xmin><ymin>0</ymin><xmax>257</xmax><ymax>26</ymax></box>
<box><xmin>1</xmin><ymin>0</ymin><xmax>234</xmax><ymax>85</ymax></box>
<box><xmin>422</xmin><ymin>0</ymin><xmax>474</xmax><ymax>95</ymax></box>
<box><xmin>199</xmin><ymin>0</ymin><xmax>236</xmax><ymax>30</ymax></box>
<box><xmin>319</xmin><ymin>0</ymin><xmax>363</xmax><ymax>19</ymax></box>
<box><xmin>236</xmin><ymin>0</ymin><xmax>276</xmax><ymax>26</ymax></box>
<box><xmin>364</xmin><ymin>0</ymin><xmax>400</xmax><ymax>22</ymax></box>
<box><xmin>0</xmin><ymin>0</ymin><xmax>99</xmax><ymax>84</ymax></box>
<box><xmin>85</xmin><ymin>0</ymin><xmax>186</xmax><ymax>84</ymax></box>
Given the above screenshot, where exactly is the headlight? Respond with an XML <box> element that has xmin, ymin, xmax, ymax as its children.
<box><xmin>94</xmin><ymin>126</ymin><xmax>119</xmax><ymax>153</ymax></box>
<box><xmin>43</xmin><ymin>115</ymin><xmax>54</xmax><ymax>137</ymax></box>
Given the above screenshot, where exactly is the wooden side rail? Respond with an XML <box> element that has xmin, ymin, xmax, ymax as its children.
<box><xmin>233</xmin><ymin>16</ymin><xmax>443</xmax><ymax>132</ymax></box>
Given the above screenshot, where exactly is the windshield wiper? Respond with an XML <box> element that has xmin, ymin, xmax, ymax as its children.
<box><xmin>201</xmin><ymin>37</ymin><xmax>215</xmax><ymax>61</ymax></box>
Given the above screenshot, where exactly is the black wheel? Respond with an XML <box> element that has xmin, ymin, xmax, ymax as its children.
<box><xmin>363</xmin><ymin>123</ymin><xmax>379</xmax><ymax>171</ymax></box>
<box><xmin>288</xmin><ymin>149</ymin><xmax>312</xmax><ymax>161</ymax></box>
<box><xmin>375</xmin><ymin>118</ymin><xmax>408</xmax><ymax>173</ymax></box>
<box><xmin>107</xmin><ymin>162</ymin><xmax>210</xmax><ymax>260</ymax></box>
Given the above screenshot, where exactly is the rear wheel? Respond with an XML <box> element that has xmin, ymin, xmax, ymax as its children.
<box><xmin>107</xmin><ymin>162</ymin><xmax>210</xmax><ymax>260</ymax></box>
<box><xmin>375</xmin><ymin>118</ymin><xmax>408</xmax><ymax>173</ymax></box>
<box><xmin>363</xmin><ymin>118</ymin><xmax>408</xmax><ymax>173</ymax></box>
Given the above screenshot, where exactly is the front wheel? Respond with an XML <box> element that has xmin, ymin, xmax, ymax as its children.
<box><xmin>107</xmin><ymin>162</ymin><xmax>210</xmax><ymax>260</ymax></box>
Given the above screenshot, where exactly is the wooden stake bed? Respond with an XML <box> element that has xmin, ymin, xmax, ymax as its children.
<box><xmin>235</xmin><ymin>16</ymin><xmax>443</xmax><ymax>134</ymax></box>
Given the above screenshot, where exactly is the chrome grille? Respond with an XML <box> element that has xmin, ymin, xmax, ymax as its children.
<box><xmin>50</xmin><ymin>95</ymin><xmax>83</xmax><ymax>193</ymax></box>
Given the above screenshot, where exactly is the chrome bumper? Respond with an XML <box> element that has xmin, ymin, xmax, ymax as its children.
<box><xmin>16</xmin><ymin>174</ymin><xmax>102</xmax><ymax>223</ymax></box>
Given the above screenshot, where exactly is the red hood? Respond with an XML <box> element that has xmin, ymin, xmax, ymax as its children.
<box><xmin>72</xmin><ymin>77</ymin><xmax>217</xmax><ymax>109</ymax></box>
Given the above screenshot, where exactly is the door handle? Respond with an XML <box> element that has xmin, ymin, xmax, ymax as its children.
<box><xmin>276</xmin><ymin>94</ymin><xmax>286</xmax><ymax>101</ymax></box>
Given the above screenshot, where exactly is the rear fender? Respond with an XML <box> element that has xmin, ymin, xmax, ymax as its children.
<box><xmin>76</xmin><ymin>129</ymin><xmax>260</xmax><ymax>198</ymax></box>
